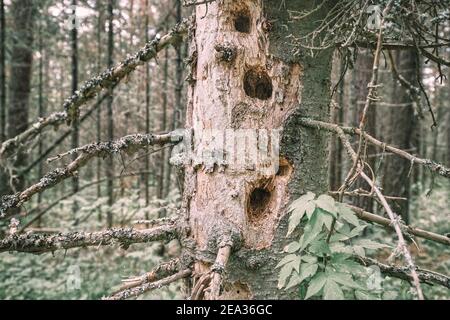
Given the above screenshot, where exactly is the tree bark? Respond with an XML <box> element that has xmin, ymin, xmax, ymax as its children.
<box><xmin>3</xmin><ymin>0</ymin><xmax>36</xmax><ymax>194</ymax></box>
<box><xmin>106</xmin><ymin>0</ymin><xmax>115</xmax><ymax>227</ymax></box>
<box><xmin>183</xmin><ymin>0</ymin><xmax>334</xmax><ymax>299</ymax></box>
<box><xmin>381</xmin><ymin>50</ymin><xmax>418</xmax><ymax>224</ymax></box>
<box><xmin>71</xmin><ymin>0</ymin><xmax>80</xmax><ymax>220</ymax></box>
<box><xmin>0</xmin><ymin>0</ymin><xmax>5</xmax><ymax>143</ymax></box>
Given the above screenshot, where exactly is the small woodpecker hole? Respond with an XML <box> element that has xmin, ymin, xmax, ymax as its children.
<box><xmin>243</xmin><ymin>68</ymin><xmax>273</xmax><ymax>100</ymax></box>
<box><xmin>248</xmin><ymin>187</ymin><xmax>271</xmax><ymax>220</ymax></box>
<box><xmin>277</xmin><ymin>157</ymin><xmax>293</xmax><ymax>177</ymax></box>
<box><xmin>234</xmin><ymin>12</ymin><xmax>251</xmax><ymax>33</ymax></box>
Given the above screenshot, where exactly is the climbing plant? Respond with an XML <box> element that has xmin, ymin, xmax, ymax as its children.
<box><xmin>277</xmin><ymin>192</ymin><xmax>391</xmax><ymax>300</ymax></box>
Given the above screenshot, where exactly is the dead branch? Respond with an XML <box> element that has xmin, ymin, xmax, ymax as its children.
<box><xmin>113</xmin><ymin>258</ymin><xmax>181</xmax><ymax>294</ymax></box>
<box><xmin>105</xmin><ymin>269</ymin><xmax>191</xmax><ymax>300</ymax></box>
<box><xmin>360</xmin><ymin>257</ymin><xmax>450</xmax><ymax>290</ymax></box>
<box><xmin>0</xmin><ymin>132</ymin><xmax>182</xmax><ymax>220</ymax></box>
<box><xmin>63</xmin><ymin>20</ymin><xmax>188</xmax><ymax>123</ymax></box>
<box><xmin>349</xmin><ymin>205</ymin><xmax>450</xmax><ymax>247</ymax></box>
<box><xmin>0</xmin><ymin>112</ymin><xmax>66</xmax><ymax>162</ymax></box>
<box><xmin>0</xmin><ymin>21</ymin><xmax>188</xmax><ymax>161</ymax></box>
<box><xmin>299</xmin><ymin>118</ymin><xmax>450</xmax><ymax>179</ymax></box>
<box><xmin>206</xmin><ymin>245</ymin><xmax>231</xmax><ymax>300</ymax></box>
<box><xmin>0</xmin><ymin>225</ymin><xmax>178</xmax><ymax>254</ymax></box>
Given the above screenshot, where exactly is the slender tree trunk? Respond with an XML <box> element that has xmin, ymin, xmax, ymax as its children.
<box><xmin>158</xmin><ymin>48</ymin><xmax>169</xmax><ymax>202</ymax></box>
<box><xmin>4</xmin><ymin>0</ymin><xmax>36</xmax><ymax>194</ymax></box>
<box><xmin>144</xmin><ymin>0</ymin><xmax>151</xmax><ymax>215</ymax></box>
<box><xmin>37</xmin><ymin>22</ymin><xmax>45</xmax><ymax>214</ymax></box>
<box><xmin>381</xmin><ymin>50</ymin><xmax>418</xmax><ymax>224</ymax></box>
<box><xmin>96</xmin><ymin>1</ymin><xmax>104</xmax><ymax>202</ymax></box>
<box><xmin>0</xmin><ymin>0</ymin><xmax>5</xmax><ymax>143</ymax></box>
<box><xmin>71</xmin><ymin>0</ymin><xmax>80</xmax><ymax>221</ymax></box>
<box><xmin>164</xmin><ymin>0</ymin><xmax>184</xmax><ymax>198</ymax></box>
<box><xmin>183</xmin><ymin>0</ymin><xmax>334</xmax><ymax>299</ymax></box>
<box><xmin>106</xmin><ymin>0</ymin><xmax>115</xmax><ymax>227</ymax></box>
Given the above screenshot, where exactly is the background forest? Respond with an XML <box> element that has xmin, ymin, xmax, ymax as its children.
<box><xmin>0</xmin><ymin>0</ymin><xmax>449</xmax><ymax>300</ymax></box>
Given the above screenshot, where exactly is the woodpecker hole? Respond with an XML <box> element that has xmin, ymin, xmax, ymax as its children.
<box><xmin>243</xmin><ymin>68</ymin><xmax>273</xmax><ymax>100</ymax></box>
<box><xmin>247</xmin><ymin>186</ymin><xmax>272</xmax><ymax>223</ymax></box>
<box><xmin>234</xmin><ymin>10</ymin><xmax>251</xmax><ymax>33</ymax></box>
<box><xmin>277</xmin><ymin>157</ymin><xmax>293</xmax><ymax>177</ymax></box>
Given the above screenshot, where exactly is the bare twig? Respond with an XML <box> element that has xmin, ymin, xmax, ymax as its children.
<box><xmin>360</xmin><ymin>257</ymin><xmax>450</xmax><ymax>290</ymax></box>
<box><xmin>349</xmin><ymin>205</ymin><xmax>450</xmax><ymax>247</ymax></box>
<box><xmin>105</xmin><ymin>269</ymin><xmax>191</xmax><ymax>300</ymax></box>
<box><xmin>113</xmin><ymin>258</ymin><xmax>181</xmax><ymax>294</ymax></box>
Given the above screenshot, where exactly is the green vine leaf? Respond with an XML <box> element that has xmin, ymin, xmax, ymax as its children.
<box><xmin>286</xmin><ymin>263</ymin><xmax>319</xmax><ymax>290</ymax></box>
<box><xmin>315</xmin><ymin>194</ymin><xmax>337</xmax><ymax>218</ymax></box>
<box><xmin>323</xmin><ymin>279</ymin><xmax>345</xmax><ymax>300</ymax></box>
<box><xmin>275</xmin><ymin>254</ymin><xmax>298</xmax><ymax>269</ymax></box>
<box><xmin>286</xmin><ymin>192</ymin><xmax>316</xmax><ymax>236</ymax></box>
<box><xmin>284</xmin><ymin>241</ymin><xmax>301</xmax><ymax>253</ymax></box>
<box><xmin>277</xmin><ymin>257</ymin><xmax>301</xmax><ymax>289</ymax></box>
<box><xmin>305</xmin><ymin>272</ymin><xmax>327</xmax><ymax>300</ymax></box>
<box><xmin>338</xmin><ymin>204</ymin><xmax>360</xmax><ymax>226</ymax></box>
<box><xmin>355</xmin><ymin>239</ymin><xmax>390</xmax><ymax>250</ymax></box>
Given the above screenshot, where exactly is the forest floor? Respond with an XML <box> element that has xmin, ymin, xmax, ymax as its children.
<box><xmin>0</xmin><ymin>180</ymin><xmax>449</xmax><ymax>300</ymax></box>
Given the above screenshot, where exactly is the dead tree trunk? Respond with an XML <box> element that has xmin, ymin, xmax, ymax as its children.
<box><xmin>182</xmin><ymin>0</ymin><xmax>334</xmax><ymax>299</ymax></box>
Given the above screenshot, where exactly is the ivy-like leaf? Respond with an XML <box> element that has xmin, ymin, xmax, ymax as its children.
<box><xmin>323</xmin><ymin>279</ymin><xmax>345</xmax><ymax>300</ymax></box>
<box><xmin>301</xmin><ymin>255</ymin><xmax>318</xmax><ymax>264</ymax></box>
<box><xmin>300</xmin><ymin>212</ymin><xmax>325</xmax><ymax>251</ymax></box>
<box><xmin>355</xmin><ymin>239</ymin><xmax>390</xmax><ymax>250</ymax></box>
<box><xmin>348</xmin><ymin>225</ymin><xmax>367</xmax><ymax>238</ymax></box>
<box><xmin>286</xmin><ymin>263</ymin><xmax>318</xmax><ymax>289</ymax></box>
<box><xmin>288</xmin><ymin>192</ymin><xmax>315</xmax><ymax>214</ymax></box>
<box><xmin>309</xmin><ymin>239</ymin><xmax>331</xmax><ymax>257</ymax></box>
<box><xmin>275</xmin><ymin>254</ymin><xmax>297</xmax><ymax>269</ymax></box>
<box><xmin>287</xmin><ymin>192</ymin><xmax>316</xmax><ymax>236</ymax></box>
<box><xmin>315</xmin><ymin>194</ymin><xmax>337</xmax><ymax>218</ymax></box>
<box><xmin>355</xmin><ymin>290</ymin><xmax>379</xmax><ymax>300</ymax></box>
<box><xmin>329</xmin><ymin>272</ymin><xmax>362</xmax><ymax>290</ymax></box>
<box><xmin>305</xmin><ymin>202</ymin><xmax>316</xmax><ymax>219</ymax></box>
<box><xmin>284</xmin><ymin>241</ymin><xmax>301</xmax><ymax>253</ymax></box>
<box><xmin>319</xmin><ymin>210</ymin><xmax>334</xmax><ymax>230</ymax></box>
<box><xmin>337</xmin><ymin>204</ymin><xmax>360</xmax><ymax>227</ymax></box>
<box><xmin>304</xmin><ymin>272</ymin><xmax>327</xmax><ymax>300</ymax></box>
<box><xmin>329</xmin><ymin>242</ymin><xmax>354</xmax><ymax>254</ymax></box>
<box><xmin>278</xmin><ymin>262</ymin><xmax>295</xmax><ymax>289</ymax></box>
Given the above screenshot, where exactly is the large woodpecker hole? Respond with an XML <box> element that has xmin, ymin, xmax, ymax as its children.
<box><xmin>243</xmin><ymin>68</ymin><xmax>273</xmax><ymax>100</ymax></box>
<box><xmin>234</xmin><ymin>9</ymin><xmax>251</xmax><ymax>33</ymax></box>
<box><xmin>247</xmin><ymin>187</ymin><xmax>272</xmax><ymax>222</ymax></box>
